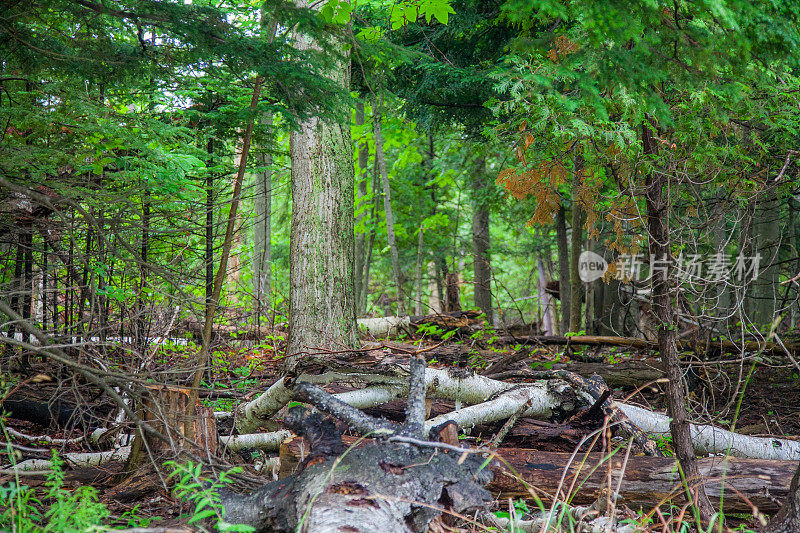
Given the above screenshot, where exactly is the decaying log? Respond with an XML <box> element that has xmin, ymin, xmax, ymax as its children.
<box><xmin>357</xmin><ymin>316</ymin><xmax>410</xmax><ymax>337</ymax></box>
<box><xmin>222</xmin><ymin>438</ymin><xmax>492</xmax><ymax>532</ymax></box>
<box><xmin>236</xmin><ymin>356</ymin><xmax>799</xmax><ymax>462</ymax></box>
<box><xmin>222</xmin><ymin>358</ymin><xmax>494</xmax><ymax>533</ymax></box>
<box><xmin>488</xmin><ymin>449</ymin><xmax>793</xmax><ymax>514</ymax></box>
<box><xmin>235</xmin><ymin>359</ymin><xmax>564</xmax><ymax>433</ymax></box>
<box><xmin>271</xmin><ymin>438</ymin><xmax>795</xmax><ymax>516</ymax></box>
<box><xmin>499</xmin><ymin>334</ymin><xmax>800</xmax><ymax>356</ymax></box>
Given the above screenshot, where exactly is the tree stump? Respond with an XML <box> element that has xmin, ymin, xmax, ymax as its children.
<box><xmin>112</xmin><ymin>384</ymin><xmax>216</xmax><ymax>500</ymax></box>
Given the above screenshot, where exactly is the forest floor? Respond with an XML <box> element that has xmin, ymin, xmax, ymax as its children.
<box><xmin>3</xmin><ymin>330</ymin><xmax>800</xmax><ymax>531</ymax></box>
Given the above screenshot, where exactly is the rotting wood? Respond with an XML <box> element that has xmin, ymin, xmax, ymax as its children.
<box><xmin>488</xmin><ymin>449</ymin><xmax>792</xmax><ymax>514</ymax></box>
<box><xmin>221</xmin><ymin>357</ymin><xmax>494</xmax><ymax>533</ymax></box>
<box><xmin>497</xmin><ymin>334</ymin><xmax>799</xmax><ymax>356</ymax></box>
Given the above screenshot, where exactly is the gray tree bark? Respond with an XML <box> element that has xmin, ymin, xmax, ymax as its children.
<box><xmin>751</xmin><ymin>182</ymin><xmax>781</xmax><ymax>326</ymax></box>
<box><xmin>471</xmin><ymin>153</ymin><xmax>493</xmax><ymax>323</ymax></box>
<box><xmin>537</xmin><ymin>256</ymin><xmax>554</xmax><ymax>335</ymax></box>
<box><xmin>284</xmin><ymin>5</ymin><xmax>357</xmax><ymax>370</ymax></box>
<box><xmin>764</xmin><ymin>461</ymin><xmax>800</xmax><ymax>533</ymax></box>
<box><xmin>252</xmin><ymin>138</ymin><xmax>272</xmax><ymax>320</ymax></box>
<box><xmin>414</xmin><ymin>224</ymin><xmax>424</xmax><ymax>315</ymax></box>
<box><xmin>569</xmin><ymin>158</ymin><xmax>584</xmax><ymax>333</ymax></box>
<box><xmin>374</xmin><ymin>97</ymin><xmax>406</xmax><ymax>316</ymax></box>
<box><xmin>556</xmin><ymin>205</ymin><xmax>570</xmax><ymax>333</ymax></box>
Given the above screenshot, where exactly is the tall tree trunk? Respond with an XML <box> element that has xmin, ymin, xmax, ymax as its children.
<box><xmin>790</xmin><ymin>194</ymin><xmax>800</xmax><ymax>329</ymax></box>
<box><xmin>711</xmin><ymin>193</ymin><xmax>732</xmax><ymax>331</ymax></box>
<box><xmin>427</xmin><ymin>261</ymin><xmax>442</xmax><ymax>313</ymax></box>
<box><xmin>583</xmin><ymin>237</ymin><xmax>596</xmax><ymax>335</ymax></box>
<box><xmin>205</xmin><ymin>139</ymin><xmax>214</xmax><ymax>310</ymax></box>
<box><xmin>97</xmin><ymin>206</ymin><xmax>107</xmax><ymax>344</ymax></box>
<box><xmin>41</xmin><ymin>239</ymin><xmax>47</xmax><ymax>332</ymax></box>
<box><xmin>569</xmin><ymin>159</ymin><xmax>584</xmax><ymax>333</ymax></box>
<box><xmin>414</xmin><ymin>225</ymin><xmax>424</xmax><ymax>315</ymax></box>
<box><xmin>556</xmin><ymin>205</ymin><xmax>570</xmax><ymax>333</ymax></box>
<box><xmin>137</xmin><ymin>189</ymin><xmax>150</xmax><ymax>353</ymax></box>
<box><xmin>251</xmin><ymin>11</ymin><xmax>277</xmax><ymax>327</ymax></box>
<box><xmin>21</xmin><ymin>222</ymin><xmax>32</xmax><ymax>345</ymax></box>
<box><xmin>537</xmin><ymin>256</ymin><xmax>554</xmax><ymax>335</ymax></box>
<box><xmin>642</xmin><ymin>122</ymin><xmax>713</xmax><ymax>521</ymax></box>
<box><xmin>751</xmin><ymin>182</ymin><xmax>781</xmax><ymax>326</ymax></box>
<box><xmin>353</xmin><ymin>101</ymin><xmax>369</xmax><ymax>316</ymax></box>
<box><xmin>253</xmin><ymin>142</ymin><xmax>272</xmax><ymax>325</ymax></box>
<box><xmin>284</xmin><ymin>9</ymin><xmax>357</xmax><ymax>370</ymax></box>
<box><xmin>444</xmin><ymin>263</ymin><xmax>461</xmax><ymax>313</ymax></box>
<box><xmin>472</xmin><ymin>154</ymin><xmax>493</xmax><ymax>324</ymax></box>
<box><xmin>3</xmin><ymin>233</ymin><xmax>24</xmax><ymax>360</ymax></box>
<box><xmin>373</xmin><ymin>97</ymin><xmax>406</xmax><ymax>316</ymax></box>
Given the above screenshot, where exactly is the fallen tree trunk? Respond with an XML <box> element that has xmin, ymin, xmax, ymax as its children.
<box><xmin>235</xmin><ymin>358</ymin><xmax>799</xmax><ymax>461</ymax></box>
<box><xmin>489</xmin><ymin>449</ymin><xmax>791</xmax><ymax>514</ymax></box>
<box><xmin>271</xmin><ymin>436</ymin><xmax>797</xmax><ymax>516</ymax></box>
<box><xmin>0</xmin><ymin>446</ymin><xmax>131</xmax><ymax>474</ymax></box>
<box><xmin>235</xmin><ymin>362</ymin><xmax>534</xmax><ymax>433</ymax></box>
<box><xmin>357</xmin><ymin>311</ymin><xmax>483</xmax><ymax>338</ymax></box>
<box><xmin>617</xmin><ymin>403</ymin><xmax>800</xmax><ymax>461</ymax></box>
<box><xmin>499</xmin><ymin>334</ymin><xmax>799</xmax><ymax>356</ymax></box>
<box><xmin>223</xmin><ymin>357</ymin><xmax>494</xmax><ymax>533</ymax></box>
<box><xmin>357</xmin><ymin>316</ymin><xmax>410</xmax><ymax>337</ymax></box>
<box><xmin>219</xmin><ymin>430</ymin><xmax>292</xmax><ymax>452</ymax></box>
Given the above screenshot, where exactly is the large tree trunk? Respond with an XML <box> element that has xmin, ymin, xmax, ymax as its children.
<box><xmin>284</xmin><ymin>10</ymin><xmax>357</xmax><ymax>370</ymax></box>
<box><xmin>556</xmin><ymin>204</ymin><xmax>570</xmax><ymax>333</ymax></box>
<box><xmin>642</xmin><ymin>123</ymin><xmax>714</xmax><ymax>520</ymax></box>
<box><xmin>471</xmin><ymin>153</ymin><xmax>493</xmax><ymax>323</ymax></box>
<box><xmin>353</xmin><ymin>101</ymin><xmax>369</xmax><ymax>316</ymax></box>
<box><xmin>493</xmin><ymin>450</ymin><xmax>793</xmax><ymax>515</ymax></box>
<box><xmin>374</xmin><ymin>97</ymin><xmax>406</xmax><ymax>316</ymax></box>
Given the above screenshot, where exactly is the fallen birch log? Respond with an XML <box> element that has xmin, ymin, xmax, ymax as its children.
<box><xmin>422</xmin><ymin>384</ymin><xmax>575</xmax><ymax>434</ymax></box>
<box><xmin>489</xmin><ymin>449</ymin><xmax>792</xmax><ymax>514</ymax></box>
<box><xmin>219</xmin><ymin>430</ymin><xmax>293</xmax><ymax>452</ymax></box>
<box><xmin>357</xmin><ymin>316</ymin><xmax>411</xmax><ymax>337</ymax></box>
<box><xmin>236</xmin><ymin>360</ymin><xmax>796</xmax><ymax>461</ymax></box>
<box><xmin>235</xmin><ymin>365</ymin><xmax>526</xmax><ymax>433</ymax></box>
<box><xmin>617</xmin><ymin>403</ymin><xmax>800</xmax><ymax>461</ymax></box>
<box><xmin>223</xmin><ymin>358</ymin><xmax>494</xmax><ymax>533</ymax></box>
<box><xmin>0</xmin><ymin>446</ymin><xmax>131</xmax><ymax>474</ymax></box>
